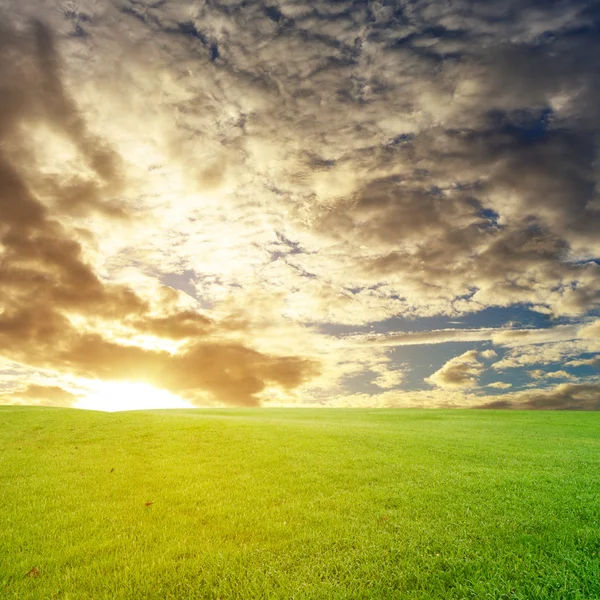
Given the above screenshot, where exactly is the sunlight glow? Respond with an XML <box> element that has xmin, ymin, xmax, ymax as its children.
<box><xmin>75</xmin><ymin>381</ymin><xmax>194</xmax><ymax>412</ymax></box>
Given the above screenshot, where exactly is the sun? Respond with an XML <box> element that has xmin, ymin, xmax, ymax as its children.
<box><xmin>75</xmin><ymin>381</ymin><xmax>194</xmax><ymax>412</ymax></box>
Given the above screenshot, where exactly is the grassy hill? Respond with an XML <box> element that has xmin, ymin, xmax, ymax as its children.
<box><xmin>1</xmin><ymin>407</ymin><xmax>599</xmax><ymax>599</ymax></box>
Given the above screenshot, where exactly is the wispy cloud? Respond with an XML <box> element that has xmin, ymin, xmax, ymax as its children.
<box><xmin>487</xmin><ymin>382</ymin><xmax>513</xmax><ymax>389</ymax></box>
<box><xmin>529</xmin><ymin>369</ymin><xmax>575</xmax><ymax>380</ymax></box>
<box><xmin>353</xmin><ymin>322</ymin><xmax>592</xmax><ymax>347</ymax></box>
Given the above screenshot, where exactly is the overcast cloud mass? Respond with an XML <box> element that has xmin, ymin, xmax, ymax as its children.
<box><xmin>0</xmin><ymin>0</ymin><xmax>599</xmax><ymax>410</ymax></box>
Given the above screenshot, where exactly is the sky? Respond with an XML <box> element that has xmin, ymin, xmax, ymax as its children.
<box><xmin>0</xmin><ymin>0</ymin><xmax>599</xmax><ymax>411</ymax></box>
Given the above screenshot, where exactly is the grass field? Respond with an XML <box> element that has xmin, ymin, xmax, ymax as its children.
<box><xmin>1</xmin><ymin>407</ymin><xmax>599</xmax><ymax>599</ymax></box>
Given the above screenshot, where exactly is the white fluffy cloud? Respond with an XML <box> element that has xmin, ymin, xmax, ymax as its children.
<box><xmin>425</xmin><ymin>350</ymin><xmax>487</xmax><ymax>389</ymax></box>
<box><xmin>529</xmin><ymin>369</ymin><xmax>574</xmax><ymax>380</ymax></box>
<box><xmin>487</xmin><ymin>382</ymin><xmax>513</xmax><ymax>389</ymax></box>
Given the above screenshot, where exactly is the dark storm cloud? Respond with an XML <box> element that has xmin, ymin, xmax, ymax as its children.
<box><xmin>0</xmin><ymin>17</ymin><xmax>318</xmax><ymax>406</ymax></box>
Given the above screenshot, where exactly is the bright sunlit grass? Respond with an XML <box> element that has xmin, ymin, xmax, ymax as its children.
<box><xmin>1</xmin><ymin>408</ymin><xmax>599</xmax><ymax>599</ymax></box>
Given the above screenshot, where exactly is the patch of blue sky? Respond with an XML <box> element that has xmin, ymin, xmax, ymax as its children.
<box><xmin>559</xmin><ymin>362</ymin><xmax>599</xmax><ymax>381</ymax></box>
<box><xmin>488</xmin><ymin>106</ymin><xmax>553</xmax><ymax>143</ymax></box>
<box><xmin>317</xmin><ymin>304</ymin><xmax>565</xmax><ymax>338</ymax></box>
<box><xmin>478</xmin><ymin>363</ymin><xmax>533</xmax><ymax>394</ymax></box>
<box><xmin>387</xmin><ymin>341</ymin><xmax>501</xmax><ymax>392</ymax></box>
<box><xmin>339</xmin><ymin>371</ymin><xmax>387</xmax><ymax>396</ymax></box>
<box><xmin>380</xmin><ymin>304</ymin><xmax>556</xmax><ymax>332</ymax></box>
<box><xmin>160</xmin><ymin>270</ymin><xmax>197</xmax><ymax>298</ymax></box>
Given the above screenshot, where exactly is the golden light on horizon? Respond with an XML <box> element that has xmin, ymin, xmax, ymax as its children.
<box><xmin>75</xmin><ymin>381</ymin><xmax>194</xmax><ymax>412</ymax></box>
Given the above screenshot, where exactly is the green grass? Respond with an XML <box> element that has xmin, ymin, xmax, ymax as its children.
<box><xmin>1</xmin><ymin>407</ymin><xmax>599</xmax><ymax>599</ymax></box>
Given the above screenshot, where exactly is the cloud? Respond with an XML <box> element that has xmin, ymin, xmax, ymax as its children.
<box><xmin>53</xmin><ymin>0</ymin><xmax>600</xmax><ymax>324</ymax></box>
<box><xmin>493</xmin><ymin>338</ymin><xmax>600</xmax><ymax>370</ymax></box>
<box><xmin>357</xmin><ymin>328</ymin><xmax>497</xmax><ymax>347</ymax></box>
<box><xmin>355</xmin><ymin>323</ymin><xmax>585</xmax><ymax>348</ymax></box>
<box><xmin>566</xmin><ymin>355</ymin><xmax>600</xmax><ymax>368</ymax></box>
<box><xmin>0</xmin><ymin>384</ymin><xmax>79</xmax><ymax>407</ymax></box>
<box><xmin>314</xmin><ymin>388</ymin><xmax>487</xmax><ymax>410</ymax></box>
<box><xmin>0</xmin><ymin>297</ymin><xmax>318</xmax><ymax>407</ymax></box>
<box><xmin>0</xmin><ymin>17</ymin><xmax>319</xmax><ymax>407</ymax></box>
<box><xmin>2</xmin><ymin>0</ymin><xmax>600</xmax><ymax>407</ymax></box>
<box><xmin>425</xmin><ymin>350</ymin><xmax>487</xmax><ymax>389</ymax></box>
<box><xmin>528</xmin><ymin>369</ymin><xmax>574</xmax><ymax>380</ymax></box>
<box><xmin>371</xmin><ymin>362</ymin><xmax>405</xmax><ymax>390</ymax></box>
<box><xmin>489</xmin><ymin>325</ymin><xmax>583</xmax><ymax>347</ymax></box>
<box><xmin>579</xmin><ymin>320</ymin><xmax>600</xmax><ymax>340</ymax></box>
<box><xmin>316</xmin><ymin>379</ymin><xmax>600</xmax><ymax>410</ymax></box>
<box><xmin>487</xmin><ymin>382</ymin><xmax>512</xmax><ymax>389</ymax></box>
<box><xmin>478</xmin><ymin>383</ymin><xmax>600</xmax><ymax>410</ymax></box>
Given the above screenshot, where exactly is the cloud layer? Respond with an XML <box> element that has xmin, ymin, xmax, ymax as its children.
<box><xmin>1</xmin><ymin>0</ymin><xmax>599</xmax><ymax>409</ymax></box>
<box><xmin>0</xmin><ymin>17</ymin><xmax>317</xmax><ymax>407</ymax></box>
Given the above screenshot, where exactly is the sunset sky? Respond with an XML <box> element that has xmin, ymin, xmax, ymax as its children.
<box><xmin>0</xmin><ymin>0</ymin><xmax>599</xmax><ymax>411</ymax></box>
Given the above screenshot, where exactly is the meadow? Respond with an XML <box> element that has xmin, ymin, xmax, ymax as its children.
<box><xmin>0</xmin><ymin>407</ymin><xmax>599</xmax><ymax>599</ymax></box>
